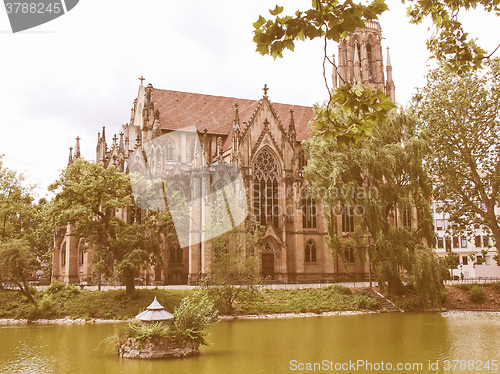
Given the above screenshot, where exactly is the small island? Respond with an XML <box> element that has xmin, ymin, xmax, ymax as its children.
<box><xmin>116</xmin><ymin>291</ymin><xmax>218</xmax><ymax>360</ymax></box>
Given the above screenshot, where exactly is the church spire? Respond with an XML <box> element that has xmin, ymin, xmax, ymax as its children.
<box><xmin>119</xmin><ymin>131</ymin><xmax>124</xmax><ymax>153</ymax></box>
<box><xmin>386</xmin><ymin>47</ymin><xmax>396</xmax><ymax>102</ymax></box>
<box><xmin>133</xmin><ymin>77</ymin><xmax>146</xmax><ymax>130</ymax></box>
<box><xmin>262</xmin><ymin>84</ymin><xmax>269</xmax><ymax>99</ymax></box>
<box><xmin>232</xmin><ymin>103</ymin><xmax>240</xmax><ymax>155</ymax></box>
<box><xmin>68</xmin><ymin>146</ymin><xmax>73</xmax><ymax>165</ymax></box>
<box><xmin>331</xmin><ymin>53</ymin><xmax>338</xmax><ymax>88</ymax></box>
<box><xmin>152</xmin><ymin>109</ymin><xmax>161</xmax><ymax>138</ymax></box>
<box><xmin>74</xmin><ymin>136</ymin><xmax>81</xmax><ymax>159</ymax></box>
<box><xmin>98</xmin><ymin>126</ymin><xmax>107</xmax><ymax>162</ymax></box>
<box><xmin>289</xmin><ymin>109</ymin><xmax>296</xmax><ymax>143</ymax></box>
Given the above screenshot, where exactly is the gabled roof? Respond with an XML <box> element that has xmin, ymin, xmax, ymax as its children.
<box><xmin>151</xmin><ymin>89</ymin><xmax>315</xmax><ymax>142</ymax></box>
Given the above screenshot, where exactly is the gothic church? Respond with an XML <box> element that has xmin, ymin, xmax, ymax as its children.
<box><xmin>53</xmin><ymin>21</ymin><xmax>396</xmax><ymax>285</ymax></box>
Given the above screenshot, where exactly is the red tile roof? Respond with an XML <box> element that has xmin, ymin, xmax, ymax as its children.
<box><xmin>152</xmin><ymin>89</ymin><xmax>315</xmax><ymax>143</ymax></box>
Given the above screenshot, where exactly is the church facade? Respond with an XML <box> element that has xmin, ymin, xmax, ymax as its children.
<box><xmin>53</xmin><ymin>21</ymin><xmax>396</xmax><ymax>285</ymax></box>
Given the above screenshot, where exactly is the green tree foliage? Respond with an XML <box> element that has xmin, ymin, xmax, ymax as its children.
<box><xmin>202</xmin><ymin>189</ymin><xmax>265</xmax><ymax>314</ymax></box>
<box><xmin>0</xmin><ymin>239</ymin><xmax>39</xmax><ymax>305</ymax></box>
<box><xmin>49</xmin><ymin>158</ymin><xmax>162</xmax><ymax>295</ymax></box>
<box><xmin>303</xmin><ymin>108</ymin><xmax>446</xmax><ymax>306</ymax></box>
<box><xmin>0</xmin><ymin>156</ymin><xmax>52</xmax><ymax>283</ymax></box>
<box><xmin>440</xmin><ymin>250</ymin><xmax>459</xmax><ymax>280</ymax></box>
<box><xmin>24</xmin><ymin>198</ymin><xmax>55</xmax><ymax>276</ymax></box>
<box><xmin>406</xmin><ymin>0</ymin><xmax>500</xmax><ymax>74</ymax></box>
<box><xmin>0</xmin><ymin>156</ymin><xmax>34</xmax><ymax>241</ymax></box>
<box><xmin>413</xmin><ymin>59</ymin><xmax>500</xmax><ymax>262</ymax></box>
<box><xmin>314</xmin><ymin>85</ymin><xmax>396</xmax><ymax>145</ymax></box>
<box><xmin>172</xmin><ymin>290</ymin><xmax>219</xmax><ymax>345</ymax></box>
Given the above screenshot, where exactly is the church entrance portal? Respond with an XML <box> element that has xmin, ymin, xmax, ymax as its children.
<box><xmin>262</xmin><ymin>253</ymin><xmax>274</xmax><ymax>279</ymax></box>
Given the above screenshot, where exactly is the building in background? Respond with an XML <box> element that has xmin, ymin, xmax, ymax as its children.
<box><xmin>432</xmin><ymin>200</ymin><xmax>500</xmax><ymax>279</ymax></box>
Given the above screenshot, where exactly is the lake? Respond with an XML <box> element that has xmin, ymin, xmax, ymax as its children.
<box><xmin>1</xmin><ymin>311</ymin><xmax>499</xmax><ymax>373</ymax></box>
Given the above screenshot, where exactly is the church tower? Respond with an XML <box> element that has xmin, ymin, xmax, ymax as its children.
<box><xmin>335</xmin><ymin>20</ymin><xmax>395</xmax><ymax>101</ymax></box>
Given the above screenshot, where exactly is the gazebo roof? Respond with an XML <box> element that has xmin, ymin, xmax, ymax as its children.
<box><xmin>135</xmin><ymin>296</ymin><xmax>174</xmax><ymax>322</ymax></box>
<box><xmin>147</xmin><ymin>296</ymin><xmax>165</xmax><ymax>310</ymax></box>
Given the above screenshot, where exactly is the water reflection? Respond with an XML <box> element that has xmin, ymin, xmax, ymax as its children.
<box><xmin>0</xmin><ymin>312</ymin><xmax>498</xmax><ymax>374</ymax></box>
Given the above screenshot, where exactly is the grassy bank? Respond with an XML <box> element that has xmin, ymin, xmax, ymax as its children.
<box><xmin>385</xmin><ymin>283</ymin><xmax>500</xmax><ymax>311</ymax></box>
<box><xmin>7</xmin><ymin>282</ymin><xmax>498</xmax><ymax>320</ymax></box>
<box><xmin>0</xmin><ymin>284</ymin><xmax>191</xmax><ymax>320</ymax></box>
<box><xmin>0</xmin><ymin>283</ymin><xmax>378</xmax><ymax>320</ymax></box>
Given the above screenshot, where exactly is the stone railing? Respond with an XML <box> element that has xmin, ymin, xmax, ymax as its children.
<box><xmin>364</xmin><ymin>21</ymin><xmax>380</xmax><ymax>30</ymax></box>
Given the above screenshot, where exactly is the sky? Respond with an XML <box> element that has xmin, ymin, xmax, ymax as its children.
<box><xmin>0</xmin><ymin>0</ymin><xmax>498</xmax><ymax>198</ymax></box>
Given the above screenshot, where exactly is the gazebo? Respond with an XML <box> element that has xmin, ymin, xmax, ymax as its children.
<box><xmin>135</xmin><ymin>296</ymin><xmax>174</xmax><ymax>325</ymax></box>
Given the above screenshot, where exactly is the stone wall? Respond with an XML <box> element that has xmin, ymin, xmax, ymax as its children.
<box><xmin>119</xmin><ymin>337</ymin><xmax>200</xmax><ymax>359</ymax></box>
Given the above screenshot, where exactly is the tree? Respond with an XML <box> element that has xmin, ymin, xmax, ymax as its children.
<box><xmin>413</xmin><ymin>59</ymin><xmax>500</xmax><ymax>262</ymax></box>
<box><xmin>440</xmin><ymin>250</ymin><xmax>459</xmax><ymax>280</ymax></box>
<box><xmin>406</xmin><ymin>0</ymin><xmax>500</xmax><ymax>74</ymax></box>
<box><xmin>22</xmin><ymin>198</ymin><xmax>56</xmax><ymax>277</ymax></box>
<box><xmin>0</xmin><ymin>155</ymin><xmax>34</xmax><ymax>241</ymax></box>
<box><xmin>303</xmin><ymin>108</ymin><xmax>446</xmax><ymax>306</ymax></box>
<box><xmin>49</xmin><ymin>158</ymin><xmax>162</xmax><ymax>295</ymax></box>
<box><xmin>201</xmin><ymin>188</ymin><xmax>265</xmax><ymax>314</ymax></box>
<box><xmin>0</xmin><ymin>239</ymin><xmax>39</xmax><ymax>305</ymax></box>
<box><xmin>0</xmin><ymin>156</ymin><xmax>52</xmax><ymax>286</ymax></box>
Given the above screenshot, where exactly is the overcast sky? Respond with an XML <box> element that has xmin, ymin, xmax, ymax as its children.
<box><xmin>0</xmin><ymin>0</ymin><xmax>498</xmax><ymax>198</ymax></box>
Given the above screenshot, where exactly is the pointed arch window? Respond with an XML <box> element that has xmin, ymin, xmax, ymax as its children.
<box><xmin>189</xmin><ymin>141</ymin><xmax>196</xmax><ymax>162</ymax></box>
<box><xmin>402</xmin><ymin>206</ymin><xmax>412</xmax><ymax>228</ymax></box>
<box><xmin>253</xmin><ymin>148</ymin><xmax>280</xmax><ymax>227</ymax></box>
<box><xmin>298</xmin><ymin>150</ymin><xmax>306</xmax><ymax>171</ymax></box>
<box><xmin>305</xmin><ymin>239</ymin><xmax>317</xmax><ymax>263</ymax></box>
<box><xmin>61</xmin><ymin>248</ymin><xmax>66</xmax><ymax>266</ymax></box>
<box><xmin>346</xmin><ymin>246</ymin><xmax>356</xmax><ymax>264</ymax></box>
<box><xmin>165</xmin><ymin>138</ymin><xmax>174</xmax><ymax>162</ymax></box>
<box><xmin>170</xmin><ymin>242</ymin><xmax>183</xmax><ymax>264</ymax></box>
<box><xmin>302</xmin><ymin>196</ymin><xmax>317</xmax><ymax>229</ymax></box>
<box><xmin>341</xmin><ymin>202</ymin><xmax>354</xmax><ymax>233</ymax></box>
<box><xmin>366</xmin><ymin>44</ymin><xmax>375</xmax><ymax>82</ymax></box>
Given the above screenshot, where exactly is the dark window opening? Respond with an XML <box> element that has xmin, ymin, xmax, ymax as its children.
<box><xmin>302</xmin><ymin>197</ymin><xmax>317</xmax><ymax>229</ymax></box>
<box><xmin>475</xmin><ymin>235</ymin><xmax>481</xmax><ymax>247</ymax></box>
<box><xmin>341</xmin><ymin>203</ymin><xmax>354</xmax><ymax>233</ymax></box>
<box><xmin>445</xmin><ymin>237</ymin><xmax>451</xmax><ymax>250</ymax></box>
<box><xmin>253</xmin><ymin>149</ymin><xmax>280</xmax><ymax>227</ymax></box>
<box><xmin>170</xmin><ymin>243</ymin><xmax>183</xmax><ymax>264</ymax></box>
<box><xmin>402</xmin><ymin>206</ymin><xmax>412</xmax><ymax>227</ymax></box>
<box><xmin>305</xmin><ymin>240</ymin><xmax>317</xmax><ymax>263</ymax></box>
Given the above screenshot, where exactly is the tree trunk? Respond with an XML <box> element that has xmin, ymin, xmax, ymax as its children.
<box><xmin>18</xmin><ymin>281</ymin><xmax>37</xmax><ymax>307</ymax></box>
<box><xmin>124</xmin><ymin>270</ymin><xmax>135</xmax><ymax>296</ymax></box>
<box><xmin>386</xmin><ymin>273</ymin><xmax>404</xmax><ymax>296</ymax></box>
<box><xmin>490</xmin><ymin>226</ymin><xmax>500</xmax><ymax>266</ymax></box>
